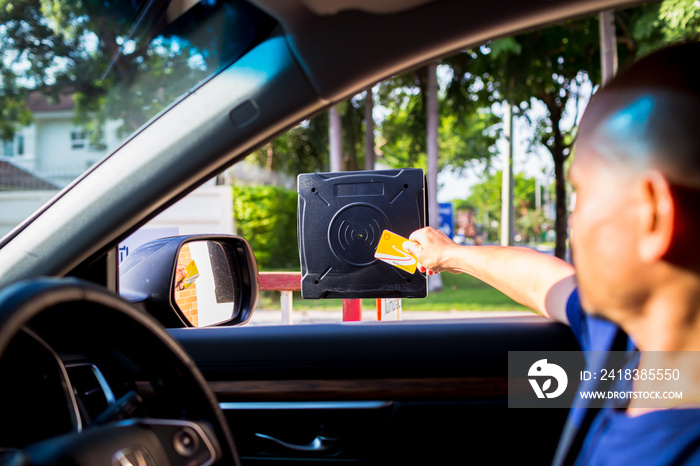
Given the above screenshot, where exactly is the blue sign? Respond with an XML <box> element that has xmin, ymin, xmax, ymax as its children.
<box><xmin>438</xmin><ymin>202</ymin><xmax>454</xmax><ymax>239</ymax></box>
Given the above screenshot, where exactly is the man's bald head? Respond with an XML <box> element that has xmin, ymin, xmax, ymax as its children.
<box><xmin>578</xmin><ymin>42</ymin><xmax>700</xmax><ymax>188</ymax></box>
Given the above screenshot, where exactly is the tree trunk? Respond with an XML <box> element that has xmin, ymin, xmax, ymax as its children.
<box><xmin>542</xmin><ymin>94</ymin><xmax>569</xmax><ymax>260</ymax></box>
<box><xmin>365</xmin><ymin>87</ymin><xmax>375</xmax><ymax>170</ymax></box>
<box><xmin>553</xmin><ymin>154</ymin><xmax>568</xmax><ymax>260</ymax></box>
<box><xmin>265</xmin><ymin>143</ymin><xmax>275</xmax><ymax>172</ymax></box>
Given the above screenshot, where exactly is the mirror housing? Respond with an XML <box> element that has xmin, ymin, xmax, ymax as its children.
<box><xmin>119</xmin><ymin>235</ymin><xmax>258</xmax><ymax>327</ymax></box>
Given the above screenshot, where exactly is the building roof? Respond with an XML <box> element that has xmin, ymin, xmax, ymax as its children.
<box><xmin>25</xmin><ymin>91</ymin><xmax>75</xmax><ymax>112</ymax></box>
<box><xmin>0</xmin><ymin>160</ymin><xmax>60</xmax><ymax>190</ymax></box>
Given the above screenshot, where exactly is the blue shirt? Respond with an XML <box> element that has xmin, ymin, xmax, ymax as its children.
<box><xmin>565</xmin><ymin>289</ymin><xmax>700</xmax><ymax>465</ymax></box>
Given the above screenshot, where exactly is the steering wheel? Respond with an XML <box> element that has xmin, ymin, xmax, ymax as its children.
<box><xmin>0</xmin><ymin>278</ymin><xmax>239</xmax><ymax>465</ymax></box>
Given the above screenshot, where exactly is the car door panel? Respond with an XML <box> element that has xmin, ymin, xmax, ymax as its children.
<box><xmin>171</xmin><ymin>316</ymin><xmax>577</xmax><ymax>464</ymax></box>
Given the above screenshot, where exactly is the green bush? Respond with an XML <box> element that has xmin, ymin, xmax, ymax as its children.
<box><xmin>232</xmin><ymin>185</ymin><xmax>299</xmax><ymax>270</ymax></box>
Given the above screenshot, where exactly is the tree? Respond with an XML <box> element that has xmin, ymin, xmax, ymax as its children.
<box><xmin>248</xmin><ymin>90</ymin><xmax>375</xmax><ymax>178</ymax></box>
<box><xmin>616</xmin><ymin>0</ymin><xmax>700</xmax><ymax>59</ymax></box>
<box><xmin>452</xmin><ymin>1</ymin><xmax>699</xmax><ymax>259</ymax></box>
<box><xmin>250</xmin><ymin>1</ymin><xmax>698</xmax><ymax>182</ymax></box>
<box><xmin>378</xmin><ymin>65</ymin><xmax>498</xmax><ymax>173</ymax></box>
<box><xmin>1</xmin><ymin>0</ymin><xmax>241</xmax><ymax>144</ymax></box>
<box><xmin>0</xmin><ymin>0</ymin><xmax>74</xmax><ymax>139</ymax></box>
<box><xmin>464</xmin><ymin>170</ymin><xmax>545</xmax><ymax>242</ymax></box>
<box><xmin>459</xmin><ymin>20</ymin><xmax>601</xmax><ymax>258</ymax></box>
<box><xmin>250</xmin><ymin>115</ymin><xmax>330</xmax><ymax>175</ymax></box>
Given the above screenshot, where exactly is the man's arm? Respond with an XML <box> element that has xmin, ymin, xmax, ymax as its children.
<box><xmin>405</xmin><ymin>227</ymin><xmax>576</xmax><ymax>324</ymax></box>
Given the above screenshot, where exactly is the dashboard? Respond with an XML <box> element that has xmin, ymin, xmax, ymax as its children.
<box><xmin>0</xmin><ymin>329</ymin><xmax>80</xmax><ymax>448</ymax></box>
<box><xmin>0</xmin><ymin>328</ymin><xmax>139</xmax><ymax>451</ymax></box>
<box><xmin>0</xmin><ymin>279</ymin><xmax>234</xmax><ymax>465</ymax></box>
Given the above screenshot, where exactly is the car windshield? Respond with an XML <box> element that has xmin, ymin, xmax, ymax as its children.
<box><xmin>0</xmin><ymin>0</ymin><xmax>274</xmax><ymax>236</ymax></box>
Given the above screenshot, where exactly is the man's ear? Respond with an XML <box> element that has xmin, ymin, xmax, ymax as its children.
<box><xmin>638</xmin><ymin>171</ymin><xmax>675</xmax><ymax>263</ymax></box>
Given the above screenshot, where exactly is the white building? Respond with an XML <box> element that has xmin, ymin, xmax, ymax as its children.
<box><xmin>0</xmin><ymin>91</ymin><xmax>270</xmax><ymax>241</ymax></box>
<box><xmin>0</xmin><ymin>91</ymin><xmax>121</xmax><ymax>189</ymax></box>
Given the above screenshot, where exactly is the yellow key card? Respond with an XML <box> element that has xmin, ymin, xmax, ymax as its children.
<box><xmin>182</xmin><ymin>260</ymin><xmax>200</xmax><ymax>289</ymax></box>
<box><xmin>374</xmin><ymin>230</ymin><xmax>417</xmax><ymax>274</ymax></box>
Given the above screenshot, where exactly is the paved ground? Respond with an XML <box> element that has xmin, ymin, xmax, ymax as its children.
<box><xmin>246</xmin><ymin>308</ymin><xmax>536</xmax><ymax>326</ymax></box>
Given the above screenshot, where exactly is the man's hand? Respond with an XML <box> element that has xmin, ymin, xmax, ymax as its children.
<box><xmin>405</xmin><ymin>227</ymin><xmax>459</xmax><ymax>275</ymax></box>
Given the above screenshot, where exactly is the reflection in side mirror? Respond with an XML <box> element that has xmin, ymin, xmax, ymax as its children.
<box><xmin>119</xmin><ymin>234</ymin><xmax>258</xmax><ymax>328</ymax></box>
<box><xmin>173</xmin><ymin>241</ymin><xmax>239</xmax><ymax>327</ymax></box>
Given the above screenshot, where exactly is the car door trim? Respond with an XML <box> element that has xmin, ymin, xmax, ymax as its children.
<box><xmin>210</xmin><ymin>376</ymin><xmax>509</xmax><ymax>401</ymax></box>
<box><xmin>219</xmin><ymin>400</ymin><xmax>393</xmax><ymax>410</ymax></box>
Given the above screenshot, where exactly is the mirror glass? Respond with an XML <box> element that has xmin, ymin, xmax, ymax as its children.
<box><xmin>173</xmin><ymin>241</ymin><xmax>239</xmax><ymax>326</ymax></box>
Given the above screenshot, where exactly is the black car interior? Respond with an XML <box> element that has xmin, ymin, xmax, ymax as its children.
<box><xmin>0</xmin><ymin>0</ymin><xmax>646</xmax><ymax>464</ymax></box>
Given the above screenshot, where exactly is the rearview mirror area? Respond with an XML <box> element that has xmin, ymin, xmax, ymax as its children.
<box><xmin>120</xmin><ymin>235</ymin><xmax>259</xmax><ymax>328</ymax></box>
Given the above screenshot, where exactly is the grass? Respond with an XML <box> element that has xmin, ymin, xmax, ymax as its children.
<box><xmin>258</xmin><ymin>272</ymin><xmax>533</xmax><ymax>312</ymax></box>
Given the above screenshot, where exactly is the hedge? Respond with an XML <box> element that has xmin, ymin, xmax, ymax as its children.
<box><xmin>232</xmin><ymin>185</ymin><xmax>299</xmax><ymax>270</ymax></box>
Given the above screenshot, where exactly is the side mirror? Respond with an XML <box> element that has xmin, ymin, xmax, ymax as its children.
<box><xmin>119</xmin><ymin>235</ymin><xmax>258</xmax><ymax>327</ymax></box>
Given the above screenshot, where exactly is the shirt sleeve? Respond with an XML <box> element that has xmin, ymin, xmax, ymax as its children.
<box><xmin>565</xmin><ymin>288</ymin><xmax>627</xmax><ymax>352</ymax></box>
<box><xmin>565</xmin><ymin>288</ymin><xmax>589</xmax><ymax>351</ymax></box>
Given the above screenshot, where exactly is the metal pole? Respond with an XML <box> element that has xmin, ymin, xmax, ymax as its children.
<box><xmin>500</xmin><ymin>102</ymin><xmax>514</xmax><ymax>246</ymax></box>
<box><xmin>258</xmin><ymin>272</ymin><xmax>301</xmax><ymax>325</ymax></box>
<box><xmin>599</xmin><ymin>10</ymin><xmax>618</xmax><ymax>86</ymax></box>
<box><xmin>427</xmin><ymin>63</ymin><xmax>440</xmax><ymax>229</ymax></box>
<box><xmin>280</xmin><ymin>291</ymin><xmax>293</xmax><ymax>325</ymax></box>
<box><xmin>426</xmin><ymin>62</ymin><xmax>442</xmax><ymax>291</ymax></box>
<box><xmin>342</xmin><ymin>299</ymin><xmax>362</xmax><ymax>321</ymax></box>
<box><xmin>329</xmin><ymin>106</ymin><xmax>343</xmax><ymax>172</ymax></box>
